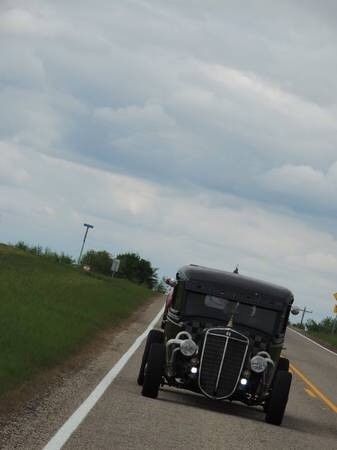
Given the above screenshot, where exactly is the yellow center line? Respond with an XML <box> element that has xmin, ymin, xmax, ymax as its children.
<box><xmin>290</xmin><ymin>363</ymin><xmax>337</xmax><ymax>414</ymax></box>
<box><xmin>304</xmin><ymin>388</ymin><xmax>317</xmax><ymax>399</ymax></box>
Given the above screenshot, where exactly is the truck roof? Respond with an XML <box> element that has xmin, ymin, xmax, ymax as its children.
<box><xmin>176</xmin><ymin>265</ymin><xmax>294</xmax><ymax>309</ymax></box>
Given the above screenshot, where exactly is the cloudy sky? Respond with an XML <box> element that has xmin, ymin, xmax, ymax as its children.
<box><xmin>1</xmin><ymin>0</ymin><xmax>337</xmax><ymax>319</ymax></box>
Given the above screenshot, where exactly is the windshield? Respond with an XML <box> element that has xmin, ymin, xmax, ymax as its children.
<box><xmin>184</xmin><ymin>292</ymin><xmax>279</xmax><ymax>334</ymax></box>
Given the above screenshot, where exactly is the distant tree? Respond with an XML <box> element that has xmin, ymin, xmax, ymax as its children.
<box><xmin>116</xmin><ymin>252</ymin><xmax>158</xmax><ymax>289</ymax></box>
<box><xmin>306</xmin><ymin>316</ymin><xmax>334</xmax><ymax>333</ymax></box>
<box><xmin>155</xmin><ymin>277</ymin><xmax>168</xmax><ymax>294</ymax></box>
<box><xmin>81</xmin><ymin>250</ymin><xmax>113</xmax><ymax>276</ymax></box>
<box><xmin>14</xmin><ymin>241</ymin><xmax>74</xmax><ymax>265</ymax></box>
<box><xmin>320</xmin><ymin>316</ymin><xmax>334</xmax><ymax>332</ymax></box>
<box><xmin>305</xmin><ymin>319</ymin><xmax>320</xmax><ymax>332</ymax></box>
<box><xmin>15</xmin><ymin>241</ymin><xmax>28</xmax><ymax>252</ymax></box>
<box><xmin>30</xmin><ymin>245</ymin><xmax>43</xmax><ymax>256</ymax></box>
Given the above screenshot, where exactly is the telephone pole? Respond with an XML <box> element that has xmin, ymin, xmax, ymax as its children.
<box><xmin>299</xmin><ymin>306</ymin><xmax>313</xmax><ymax>328</ymax></box>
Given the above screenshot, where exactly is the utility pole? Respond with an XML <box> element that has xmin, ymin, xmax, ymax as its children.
<box><xmin>299</xmin><ymin>306</ymin><xmax>313</xmax><ymax>328</ymax></box>
<box><xmin>77</xmin><ymin>223</ymin><xmax>94</xmax><ymax>265</ymax></box>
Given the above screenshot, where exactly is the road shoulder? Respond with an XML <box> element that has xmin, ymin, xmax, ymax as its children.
<box><xmin>288</xmin><ymin>326</ymin><xmax>337</xmax><ymax>355</ymax></box>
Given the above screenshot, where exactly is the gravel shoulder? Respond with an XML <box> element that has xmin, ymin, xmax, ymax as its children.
<box><xmin>0</xmin><ymin>295</ymin><xmax>164</xmax><ymax>450</ymax></box>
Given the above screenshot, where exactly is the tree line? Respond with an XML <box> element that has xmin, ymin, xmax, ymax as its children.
<box><xmin>14</xmin><ymin>241</ymin><xmax>164</xmax><ymax>291</ymax></box>
<box><xmin>81</xmin><ymin>250</ymin><xmax>163</xmax><ymax>290</ymax></box>
<box><xmin>295</xmin><ymin>316</ymin><xmax>335</xmax><ymax>333</ymax></box>
<box><xmin>15</xmin><ymin>241</ymin><xmax>74</xmax><ymax>265</ymax></box>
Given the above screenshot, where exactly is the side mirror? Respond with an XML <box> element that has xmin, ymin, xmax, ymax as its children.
<box><xmin>165</xmin><ymin>277</ymin><xmax>177</xmax><ymax>287</ymax></box>
<box><xmin>291</xmin><ymin>306</ymin><xmax>300</xmax><ymax>316</ymax></box>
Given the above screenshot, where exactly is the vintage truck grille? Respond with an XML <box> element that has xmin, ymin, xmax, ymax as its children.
<box><xmin>198</xmin><ymin>328</ymin><xmax>249</xmax><ymax>399</ymax></box>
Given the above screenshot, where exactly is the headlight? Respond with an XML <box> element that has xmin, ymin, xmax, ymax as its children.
<box><xmin>180</xmin><ymin>339</ymin><xmax>198</xmax><ymax>357</ymax></box>
<box><xmin>250</xmin><ymin>355</ymin><xmax>268</xmax><ymax>373</ymax></box>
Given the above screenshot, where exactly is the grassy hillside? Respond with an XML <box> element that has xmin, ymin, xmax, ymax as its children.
<box><xmin>305</xmin><ymin>331</ymin><xmax>337</xmax><ymax>349</ymax></box>
<box><xmin>0</xmin><ymin>244</ymin><xmax>153</xmax><ymax>396</ymax></box>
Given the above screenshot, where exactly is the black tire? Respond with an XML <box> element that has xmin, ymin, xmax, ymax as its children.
<box><xmin>277</xmin><ymin>357</ymin><xmax>289</xmax><ymax>372</ymax></box>
<box><xmin>137</xmin><ymin>329</ymin><xmax>164</xmax><ymax>386</ymax></box>
<box><xmin>141</xmin><ymin>343</ymin><xmax>165</xmax><ymax>398</ymax></box>
<box><xmin>263</xmin><ymin>398</ymin><xmax>269</xmax><ymax>413</ymax></box>
<box><xmin>263</xmin><ymin>358</ymin><xmax>290</xmax><ymax>412</ymax></box>
<box><xmin>265</xmin><ymin>371</ymin><xmax>292</xmax><ymax>425</ymax></box>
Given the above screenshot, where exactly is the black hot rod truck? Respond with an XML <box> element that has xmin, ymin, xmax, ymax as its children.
<box><xmin>137</xmin><ymin>265</ymin><xmax>295</xmax><ymax>425</ymax></box>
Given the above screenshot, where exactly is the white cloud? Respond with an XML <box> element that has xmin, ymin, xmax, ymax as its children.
<box><xmin>199</xmin><ymin>63</ymin><xmax>337</xmax><ymax>130</ymax></box>
<box><xmin>0</xmin><ymin>9</ymin><xmax>44</xmax><ymax>35</ymax></box>
<box><xmin>93</xmin><ymin>103</ymin><xmax>176</xmax><ymax>132</ymax></box>
<box><xmin>261</xmin><ymin>163</ymin><xmax>337</xmax><ymax>212</ymax></box>
<box><xmin>1</xmin><ymin>142</ymin><xmax>337</xmax><ymax>318</ymax></box>
<box><xmin>0</xmin><ymin>142</ymin><xmax>31</xmax><ymax>186</ymax></box>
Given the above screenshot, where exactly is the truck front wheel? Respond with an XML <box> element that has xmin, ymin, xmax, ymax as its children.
<box><xmin>277</xmin><ymin>357</ymin><xmax>289</xmax><ymax>372</ymax></box>
<box><xmin>265</xmin><ymin>371</ymin><xmax>292</xmax><ymax>425</ymax></box>
<box><xmin>137</xmin><ymin>329</ymin><xmax>164</xmax><ymax>386</ymax></box>
<box><xmin>141</xmin><ymin>343</ymin><xmax>165</xmax><ymax>399</ymax></box>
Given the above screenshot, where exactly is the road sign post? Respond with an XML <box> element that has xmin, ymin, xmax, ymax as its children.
<box><xmin>111</xmin><ymin>258</ymin><xmax>120</xmax><ymax>278</ymax></box>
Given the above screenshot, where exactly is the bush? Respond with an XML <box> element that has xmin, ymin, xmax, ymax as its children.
<box><xmin>306</xmin><ymin>319</ymin><xmax>320</xmax><ymax>332</ymax></box>
<box><xmin>14</xmin><ymin>241</ymin><xmax>74</xmax><ymax>265</ymax></box>
<box><xmin>116</xmin><ymin>252</ymin><xmax>158</xmax><ymax>289</ymax></box>
<box><xmin>320</xmin><ymin>317</ymin><xmax>335</xmax><ymax>331</ymax></box>
<box><xmin>81</xmin><ymin>250</ymin><xmax>113</xmax><ymax>276</ymax></box>
<box><xmin>306</xmin><ymin>316</ymin><xmax>335</xmax><ymax>333</ymax></box>
<box><xmin>15</xmin><ymin>241</ymin><xmax>28</xmax><ymax>252</ymax></box>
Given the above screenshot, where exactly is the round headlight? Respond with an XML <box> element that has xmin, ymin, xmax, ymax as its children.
<box><xmin>180</xmin><ymin>339</ymin><xmax>198</xmax><ymax>357</ymax></box>
<box><xmin>250</xmin><ymin>355</ymin><xmax>267</xmax><ymax>373</ymax></box>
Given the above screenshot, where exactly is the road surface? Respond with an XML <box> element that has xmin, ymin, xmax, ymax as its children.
<box><xmin>42</xmin><ymin>302</ymin><xmax>337</xmax><ymax>450</ymax></box>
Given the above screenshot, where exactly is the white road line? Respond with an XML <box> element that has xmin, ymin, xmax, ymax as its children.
<box><xmin>43</xmin><ymin>306</ymin><xmax>165</xmax><ymax>450</ymax></box>
<box><xmin>288</xmin><ymin>327</ymin><xmax>337</xmax><ymax>357</ymax></box>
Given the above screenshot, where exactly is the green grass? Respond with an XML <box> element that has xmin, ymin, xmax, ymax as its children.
<box><xmin>293</xmin><ymin>324</ymin><xmax>337</xmax><ymax>350</ymax></box>
<box><xmin>0</xmin><ymin>244</ymin><xmax>153</xmax><ymax>396</ymax></box>
<box><xmin>307</xmin><ymin>331</ymin><xmax>337</xmax><ymax>349</ymax></box>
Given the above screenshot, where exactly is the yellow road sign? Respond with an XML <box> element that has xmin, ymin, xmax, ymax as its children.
<box><xmin>333</xmin><ymin>292</ymin><xmax>337</xmax><ymax>301</ymax></box>
<box><xmin>334</xmin><ymin>304</ymin><xmax>337</xmax><ymax>314</ymax></box>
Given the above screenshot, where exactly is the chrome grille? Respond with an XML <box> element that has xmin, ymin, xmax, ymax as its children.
<box><xmin>198</xmin><ymin>328</ymin><xmax>249</xmax><ymax>399</ymax></box>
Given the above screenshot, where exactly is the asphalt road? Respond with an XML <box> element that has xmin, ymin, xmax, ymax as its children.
<box><xmin>47</xmin><ymin>305</ymin><xmax>337</xmax><ymax>450</ymax></box>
